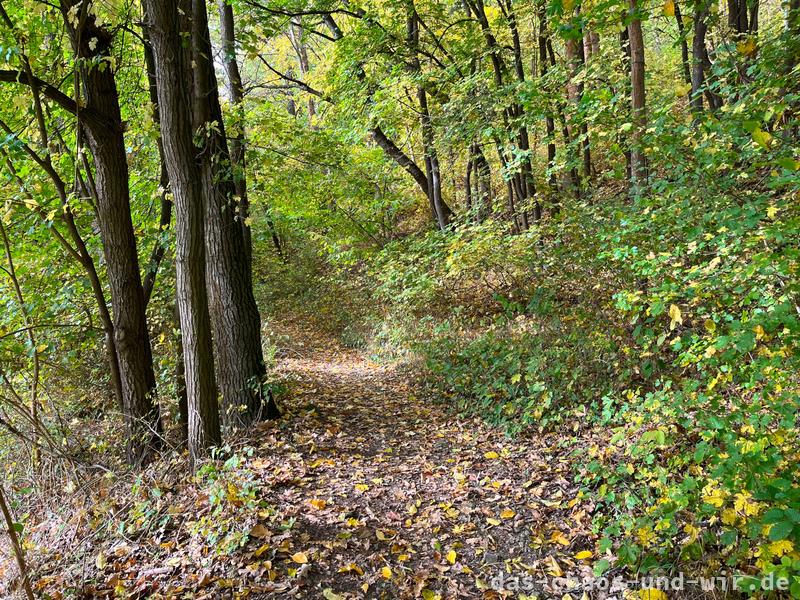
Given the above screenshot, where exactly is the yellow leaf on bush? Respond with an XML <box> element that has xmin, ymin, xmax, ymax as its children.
<box><xmin>752</xmin><ymin>127</ymin><xmax>773</xmax><ymax>149</ymax></box>
<box><xmin>769</xmin><ymin>540</ymin><xmax>793</xmax><ymax>556</ymax></box>
<box><xmin>669</xmin><ymin>304</ymin><xmax>682</xmax><ymax>329</ymax></box>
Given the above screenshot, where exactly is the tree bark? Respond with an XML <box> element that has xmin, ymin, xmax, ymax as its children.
<box><xmin>58</xmin><ymin>0</ymin><xmax>161</xmax><ymax>464</ymax></box>
<box><xmin>0</xmin><ymin>486</ymin><xmax>34</xmax><ymax>600</ymax></box>
<box><xmin>628</xmin><ymin>0</ymin><xmax>647</xmax><ymax>192</ymax></box>
<box><xmin>406</xmin><ymin>5</ymin><xmax>451</xmax><ymax>230</ymax></box>
<box><xmin>143</xmin><ymin>0</ymin><xmax>221</xmax><ymax>466</ymax></box>
<box><xmin>191</xmin><ymin>0</ymin><xmax>276</xmax><ymax>427</ymax></box>
<box><xmin>691</xmin><ymin>2</ymin><xmax>710</xmax><ymax>114</ymax></box>
<box><xmin>674</xmin><ymin>0</ymin><xmax>692</xmax><ymax>86</ymax></box>
<box><xmin>218</xmin><ymin>0</ymin><xmax>254</xmax><ymax>268</ymax></box>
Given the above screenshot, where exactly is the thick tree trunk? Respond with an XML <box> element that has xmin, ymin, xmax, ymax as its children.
<box><xmin>59</xmin><ymin>0</ymin><xmax>160</xmax><ymax>464</ymax></box>
<box><xmin>628</xmin><ymin>0</ymin><xmax>647</xmax><ymax>192</ymax></box>
<box><xmin>143</xmin><ymin>0</ymin><xmax>220</xmax><ymax>466</ymax></box>
<box><xmin>141</xmin><ymin>18</ymin><xmax>173</xmax><ymax>306</ymax></box>
<box><xmin>218</xmin><ymin>0</ymin><xmax>254</xmax><ymax>268</ymax></box>
<box><xmin>191</xmin><ymin>0</ymin><xmax>276</xmax><ymax>427</ymax></box>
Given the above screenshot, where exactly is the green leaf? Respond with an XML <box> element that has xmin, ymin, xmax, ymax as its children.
<box><xmin>768</xmin><ymin>521</ymin><xmax>794</xmax><ymax>542</ymax></box>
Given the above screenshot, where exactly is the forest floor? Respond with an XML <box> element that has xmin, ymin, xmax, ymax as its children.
<box><xmin>28</xmin><ymin>319</ymin><xmax>613</xmax><ymax>599</ymax></box>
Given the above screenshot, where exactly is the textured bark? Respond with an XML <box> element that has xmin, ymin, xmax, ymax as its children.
<box><xmin>628</xmin><ymin>0</ymin><xmax>648</xmax><ymax>191</ymax></box>
<box><xmin>141</xmin><ymin>18</ymin><xmax>173</xmax><ymax>306</ymax></box>
<box><xmin>143</xmin><ymin>0</ymin><xmax>220</xmax><ymax>465</ymax></box>
<box><xmin>565</xmin><ymin>9</ymin><xmax>592</xmax><ymax>184</ymax></box>
<box><xmin>691</xmin><ymin>3</ymin><xmax>710</xmax><ymax>114</ymax></box>
<box><xmin>727</xmin><ymin>0</ymin><xmax>749</xmax><ymax>34</ymax></box>
<box><xmin>674</xmin><ymin>0</ymin><xmax>692</xmax><ymax>86</ymax></box>
<box><xmin>191</xmin><ymin>0</ymin><xmax>275</xmax><ymax>428</ymax></box>
<box><xmin>0</xmin><ymin>485</ymin><xmax>33</xmax><ymax>600</ymax></box>
<box><xmin>619</xmin><ymin>28</ymin><xmax>633</xmax><ymax>183</ymax></box>
<box><xmin>58</xmin><ymin>0</ymin><xmax>160</xmax><ymax>464</ymax></box>
<box><xmin>537</xmin><ymin>1</ymin><xmax>558</xmax><ymax>202</ymax></box>
<box><xmin>218</xmin><ymin>0</ymin><xmax>253</xmax><ymax>268</ymax></box>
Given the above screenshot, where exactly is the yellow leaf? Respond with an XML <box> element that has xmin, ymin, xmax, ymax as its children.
<box><xmin>95</xmin><ymin>551</ymin><xmax>107</xmax><ymax>570</ymax></box>
<box><xmin>355</xmin><ymin>483</ymin><xmax>369</xmax><ymax>492</ymax></box>
<box><xmin>446</xmin><ymin>549</ymin><xmax>457</xmax><ymax>564</ymax></box>
<box><xmin>500</xmin><ymin>508</ymin><xmax>516</xmax><ymax>519</ymax></box>
<box><xmin>381</xmin><ymin>566</ymin><xmax>392</xmax><ymax>579</ymax></box>
<box><xmin>291</xmin><ymin>552</ymin><xmax>309</xmax><ymax>564</ymax></box>
<box><xmin>640</xmin><ymin>589</ymin><xmax>668</xmax><ymax>600</ymax></box>
<box><xmin>736</xmin><ymin>37</ymin><xmax>757</xmax><ymax>56</ymax></box>
<box><xmin>250</xmin><ymin>524</ymin><xmax>269</xmax><ymax>538</ymax></box>
<box><xmin>309</xmin><ymin>498</ymin><xmax>327</xmax><ymax>510</ymax></box>
<box><xmin>669</xmin><ymin>304</ymin><xmax>682</xmax><ymax>329</ymax></box>
<box><xmin>484</xmin><ymin>451</ymin><xmax>499</xmax><ymax>459</ymax></box>
<box><xmin>551</xmin><ymin>531</ymin><xmax>571</xmax><ymax>546</ymax></box>
<box><xmin>546</xmin><ymin>556</ymin><xmax>563</xmax><ymax>577</ymax></box>
<box><xmin>752</xmin><ymin>127</ymin><xmax>773</xmax><ymax>150</ymax></box>
<box><xmin>574</xmin><ymin>550</ymin><xmax>593</xmax><ymax>560</ymax></box>
<box><xmin>338</xmin><ymin>563</ymin><xmax>364</xmax><ymax>575</ymax></box>
<box><xmin>662</xmin><ymin>0</ymin><xmax>675</xmax><ymax>16</ymax></box>
<box><xmin>486</xmin><ymin>517</ymin><xmax>501</xmax><ymax>526</ymax></box>
<box><xmin>766</xmin><ymin>206</ymin><xmax>779</xmax><ymax>219</ymax></box>
<box><xmin>769</xmin><ymin>540</ymin><xmax>793</xmax><ymax>556</ymax></box>
<box><xmin>721</xmin><ymin>509</ymin><xmax>738</xmax><ymax>525</ymax></box>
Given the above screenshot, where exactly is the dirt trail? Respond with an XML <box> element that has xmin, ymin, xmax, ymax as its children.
<box><xmin>245</xmin><ymin>319</ymin><xmax>590</xmax><ymax>598</ymax></box>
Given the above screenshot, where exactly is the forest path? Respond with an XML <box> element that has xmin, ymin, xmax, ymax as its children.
<box><xmin>243</xmin><ymin>318</ymin><xmax>593</xmax><ymax>598</ymax></box>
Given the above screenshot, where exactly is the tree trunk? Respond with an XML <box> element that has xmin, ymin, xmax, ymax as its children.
<box><xmin>59</xmin><ymin>0</ymin><xmax>160</xmax><ymax>464</ymax></box>
<box><xmin>628</xmin><ymin>0</ymin><xmax>647</xmax><ymax>192</ymax></box>
<box><xmin>674</xmin><ymin>0</ymin><xmax>692</xmax><ymax>86</ymax></box>
<box><xmin>143</xmin><ymin>0</ymin><xmax>220</xmax><ymax>466</ymax></box>
<box><xmin>191</xmin><ymin>0</ymin><xmax>276</xmax><ymax>427</ymax></box>
<box><xmin>406</xmin><ymin>6</ymin><xmax>451</xmax><ymax>230</ymax></box>
<box><xmin>218</xmin><ymin>0</ymin><xmax>253</xmax><ymax>269</ymax></box>
<box><xmin>0</xmin><ymin>486</ymin><xmax>34</xmax><ymax>600</ymax></box>
<box><xmin>538</xmin><ymin>0</ymin><xmax>558</xmax><ymax>204</ymax></box>
<box><xmin>691</xmin><ymin>3</ymin><xmax>710</xmax><ymax>114</ymax></box>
